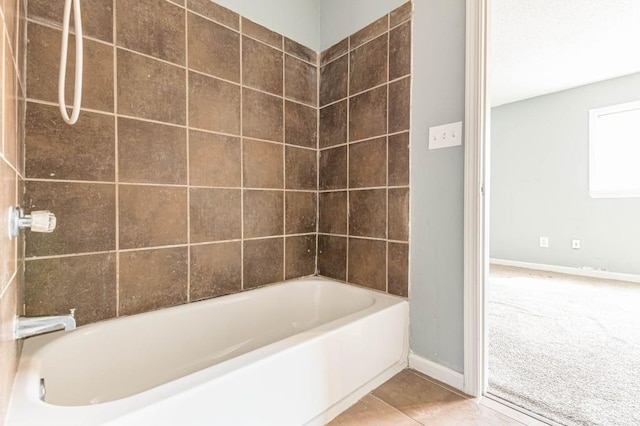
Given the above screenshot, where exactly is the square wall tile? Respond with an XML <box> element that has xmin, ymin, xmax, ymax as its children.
<box><xmin>189</xmin><ymin>71</ymin><xmax>241</xmax><ymax>134</ymax></box>
<box><xmin>349</xmin><ymin>189</ymin><xmax>386</xmax><ymax>238</ymax></box>
<box><xmin>4</xmin><ymin>43</ymin><xmax>17</xmax><ymax>170</ymax></box>
<box><xmin>116</xmin><ymin>0</ymin><xmax>185</xmax><ymax>65</ymax></box>
<box><xmin>25</xmin><ymin>253</ymin><xmax>116</xmax><ymax>325</ymax></box>
<box><xmin>189</xmin><ymin>130</ymin><xmax>241</xmax><ymax>187</ymax></box>
<box><xmin>187</xmin><ymin>0</ymin><xmax>239</xmax><ymax>30</ymax></box>
<box><xmin>389</xmin><ymin>21</ymin><xmax>411</xmax><ymax>80</ymax></box>
<box><xmin>285</xmin><ymin>101</ymin><xmax>317</xmax><ymax>149</ymax></box>
<box><xmin>0</xmin><ymin>278</ymin><xmax>19</xmax><ymax>416</ymax></box>
<box><xmin>285</xmin><ymin>56</ymin><xmax>317</xmax><ymax>106</ymax></box>
<box><xmin>319</xmin><ymin>191</ymin><xmax>347</xmax><ymax>235</ymax></box>
<box><xmin>320</xmin><ymin>55</ymin><xmax>347</xmax><ymax>107</ymax></box>
<box><xmin>389</xmin><ymin>188</ymin><xmax>409</xmax><ymax>241</ymax></box>
<box><xmin>390</xmin><ymin>2</ymin><xmax>412</xmax><ymax>27</ymax></box>
<box><xmin>388</xmin><ymin>242</ymin><xmax>408</xmax><ymax>297</ymax></box>
<box><xmin>319</xmin><ymin>100</ymin><xmax>347</xmax><ymax>149</ymax></box>
<box><xmin>242</xmin><ymin>89</ymin><xmax>283</xmax><ymax>142</ymax></box>
<box><xmin>190</xmin><ymin>242</ymin><xmax>241</xmax><ymax>301</ymax></box>
<box><xmin>350</xmin><ymin>85</ymin><xmax>388</xmax><ymax>142</ymax></box>
<box><xmin>349</xmin><ymin>137</ymin><xmax>387</xmax><ymax>188</ymax></box>
<box><xmin>243</xmin><ymin>190</ymin><xmax>284</xmax><ymax>238</ymax></box>
<box><xmin>285</xmin><ymin>191</ymin><xmax>316</xmax><ymax>235</ymax></box>
<box><xmin>28</xmin><ymin>0</ymin><xmax>114</xmax><ymax>43</ymax></box>
<box><xmin>119</xmin><ymin>185</ymin><xmax>188</xmax><ymax>249</ymax></box>
<box><xmin>118</xmin><ymin>49</ymin><xmax>186</xmax><ymax>125</ymax></box>
<box><xmin>118</xmin><ymin>118</ymin><xmax>187</xmax><ymax>185</ymax></box>
<box><xmin>389</xmin><ymin>76</ymin><xmax>411</xmax><ymax>133</ymax></box>
<box><xmin>350</xmin><ymin>34</ymin><xmax>388</xmax><ymax>95</ymax></box>
<box><xmin>27</xmin><ymin>23</ymin><xmax>114</xmax><ymax>112</ymax></box>
<box><xmin>243</xmin><ymin>237</ymin><xmax>284</xmax><ymax>288</ymax></box>
<box><xmin>0</xmin><ymin>161</ymin><xmax>17</xmax><ymax>286</ymax></box>
<box><xmin>243</xmin><ymin>139</ymin><xmax>283</xmax><ymax>189</ymax></box>
<box><xmin>320</xmin><ymin>37</ymin><xmax>348</xmax><ymax>66</ymax></box>
<box><xmin>348</xmin><ymin>238</ymin><xmax>386</xmax><ymax>291</ymax></box>
<box><xmin>188</xmin><ymin>12</ymin><xmax>240</xmax><ymax>83</ymax></box>
<box><xmin>190</xmin><ymin>188</ymin><xmax>241</xmax><ymax>243</ymax></box>
<box><xmin>242</xmin><ymin>18</ymin><xmax>282</xmax><ymax>49</ymax></box>
<box><xmin>26</xmin><ymin>102</ymin><xmax>115</xmax><ymax>181</ymax></box>
<box><xmin>25</xmin><ymin>181</ymin><xmax>116</xmax><ymax>257</ymax></box>
<box><xmin>388</xmin><ymin>132</ymin><xmax>409</xmax><ymax>186</ymax></box>
<box><xmin>285</xmin><ymin>147</ymin><xmax>317</xmax><ymax>190</ymax></box>
<box><xmin>319</xmin><ymin>146</ymin><xmax>347</xmax><ymax>190</ymax></box>
<box><xmin>285</xmin><ymin>38</ymin><xmax>316</xmax><ymax>64</ymax></box>
<box><xmin>350</xmin><ymin>15</ymin><xmax>388</xmax><ymax>49</ymax></box>
<box><xmin>242</xmin><ymin>36</ymin><xmax>283</xmax><ymax>96</ymax></box>
<box><xmin>119</xmin><ymin>247</ymin><xmax>188</xmax><ymax>316</ymax></box>
<box><xmin>317</xmin><ymin>235</ymin><xmax>346</xmax><ymax>281</ymax></box>
<box><xmin>285</xmin><ymin>235</ymin><xmax>316</xmax><ymax>279</ymax></box>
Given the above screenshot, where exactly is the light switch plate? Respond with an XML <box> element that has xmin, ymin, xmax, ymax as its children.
<box><xmin>429</xmin><ymin>121</ymin><xmax>463</xmax><ymax>150</ymax></box>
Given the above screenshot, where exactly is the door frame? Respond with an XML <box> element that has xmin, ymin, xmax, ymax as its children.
<box><xmin>463</xmin><ymin>4</ymin><xmax>564</xmax><ymax>424</ymax></box>
<box><xmin>463</xmin><ymin>0</ymin><xmax>489</xmax><ymax>398</ymax></box>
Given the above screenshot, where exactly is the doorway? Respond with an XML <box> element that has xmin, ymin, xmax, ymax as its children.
<box><xmin>464</xmin><ymin>1</ymin><xmax>640</xmax><ymax>425</ymax></box>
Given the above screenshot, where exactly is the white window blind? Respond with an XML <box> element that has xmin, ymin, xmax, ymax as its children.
<box><xmin>589</xmin><ymin>100</ymin><xmax>640</xmax><ymax>198</ymax></box>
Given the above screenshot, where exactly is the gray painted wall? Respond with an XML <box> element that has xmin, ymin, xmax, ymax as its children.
<box><xmin>214</xmin><ymin>0</ymin><xmax>321</xmax><ymax>50</ymax></box>
<box><xmin>321</xmin><ymin>0</ymin><xmax>467</xmax><ymax>374</ymax></box>
<box><xmin>491</xmin><ymin>72</ymin><xmax>640</xmax><ymax>276</ymax></box>
<box><xmin>319</xmin><ymin>0</ymin><xmax>406</xmax><ymax>50</ymax></box>
<box><xmin>409</xmin><ymin>0</ymin><xmax>466</xmax><ymax>373</ymax></box>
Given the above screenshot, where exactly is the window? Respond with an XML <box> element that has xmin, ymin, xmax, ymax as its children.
<box><xmin>589</xmin><ymin>100</ymin><xmax>640</xmax><ymax>198</ymax></box>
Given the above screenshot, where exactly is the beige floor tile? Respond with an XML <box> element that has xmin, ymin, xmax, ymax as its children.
<box><xmin>372</xmin><ymin>370</ymin><xmax>522</xmax><ymax>425</ymax></box>
<box><xmin>328</xmin><ymin>394</ymin><xmax>420</xmax><ymax>426</ymax></box>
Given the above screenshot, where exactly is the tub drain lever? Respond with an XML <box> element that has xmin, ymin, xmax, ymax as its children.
<box><xmin>9</xmin><ymin>207</ymin><xmax>57</xmax><ymax>238</ymax></box>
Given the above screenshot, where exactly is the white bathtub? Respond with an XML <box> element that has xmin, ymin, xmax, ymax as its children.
<box><xmin>8</xmin><ymin>277</ymin><xmax>409</xmax><ymax>425</ymax></box>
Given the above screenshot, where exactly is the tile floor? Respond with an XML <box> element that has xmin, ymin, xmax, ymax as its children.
<box><xmin>329</xmin><ymin>369</ymin><xmax>523</xmax><ymax>425</ymax></box>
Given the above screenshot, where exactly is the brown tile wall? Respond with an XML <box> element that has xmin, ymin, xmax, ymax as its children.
<box><xmin>318</xmin><ymin>2</ymin><xmax>411</xmax><ymax>297</ymax></box>
<box><xmin>24</xmin><ymin>0</ymin><xmax>318</xmax><ymax>325</ymax></box>
<box><xmin>21</xmin><ymin>0</ymin><xmax>411</xmax><ymax>342</ymax></box>
<box><xmin>0</xmin><ymin>0</ymin><xmax>26</xmax><ymax>422</ymax></box>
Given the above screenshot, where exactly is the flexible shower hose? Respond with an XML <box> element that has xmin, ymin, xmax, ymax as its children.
<box><xmin>58</xmin><ymin>0</ymin><xmax>83</xmax><ymax>125</ymax></box>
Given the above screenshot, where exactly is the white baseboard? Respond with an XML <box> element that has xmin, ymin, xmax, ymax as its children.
<box><xmin>491</xmin><ymin>259</ymin><xmax>640</xmax><ymax>284</ymax></box>
<box><xmin>408</xmin><ymin>353</ymin><xmax>464</xmax><ymax>392</ymax></box>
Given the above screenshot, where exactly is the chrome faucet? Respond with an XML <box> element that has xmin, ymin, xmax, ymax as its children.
<box><xmin>15</xmin><ymin>309</ymin><xmax>76</xmax><ymax>339</ymax></box>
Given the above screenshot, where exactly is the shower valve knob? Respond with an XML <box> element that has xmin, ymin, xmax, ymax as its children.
<box><xmin>8</xmin><ymin>207</ymin><xmax>57</xmax><ymax>238</ymax></box>
<box><xmin>30</xmin><ymin>211</ymin><xmax>57</xmax><ymax>233</ymax></box>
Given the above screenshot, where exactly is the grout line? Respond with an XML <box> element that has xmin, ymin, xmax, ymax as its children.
<box><xmin>316</xmin><ymin>233</ymin><xmax>406</xmax><ymax>244</ymax></box>
<box><xmin>185</xmin><ymin>4</ymin><xmax>191</xmax><ymax>303</ymax></box>
<box><xmin>113</xmin><ymin>3</ymin><xmax>120</xmax><ymax>317</ymax></box>
<box><xmin>2</xmin><ymin>28</ymin><xmax>5</xmax><ymax>158</ymax></box>
<box><xmin>239</xmin><ymin>18</ymin><xmax>244</xmax><ymax>291</ymax></box>
<box><xmin>26</xmin><ymin>95</ymin><xmax>318</xmax><ymax>134</ymax></box>
<box><xmin>345</xmin><ymin>35</ymin><xmax>351</xmax><ymax>283</ymax></box>
<box><xmin>366</xmin><ymin>394</ymin><xmax>421</xmax><ymax>424</ymax></box>
<box><xmin>24</xmin><ymin>232</ymin><xmax>320</xmax><ymax>262</ymax></box>
<box><xmin>281</xmin><ymin>38</ymin><xmax>287</xmax><ymax>280</ymax></box>
<box><xmin>386</xmin><ymin>13</ymin><xmax>391</xmax><ymax>293</ymax></box>
<box><xmin>318</xmin><ymin>73</ymin><xmax>410</xmax><ymax>110</ymax></box>
<box><xmin>23</xmin><ymin>177</ymin><xmax>318</xmax><ymax>192</ymax></box>
<box><xmin>315</xmin><ymin>39</ymin><xmax>320</xmax><ymax>276</ymax></box>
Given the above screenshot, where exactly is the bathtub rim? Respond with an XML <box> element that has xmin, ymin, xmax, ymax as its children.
<box><xmin>8</xmin><ymin>276</ymin><xmax>408</xmax><ymax>425</ymax></box>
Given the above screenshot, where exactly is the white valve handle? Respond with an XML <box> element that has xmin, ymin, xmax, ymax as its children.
<box><xmin>30</xmin><ymin>211</ymin><xmax>57</xmax><ymax>233</ymax></box>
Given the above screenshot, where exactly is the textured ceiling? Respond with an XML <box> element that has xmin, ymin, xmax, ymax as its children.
<box><xmin>491</xmin><ymin>0</ymin><xmax>640</xmax><ymax>106</ymax></box>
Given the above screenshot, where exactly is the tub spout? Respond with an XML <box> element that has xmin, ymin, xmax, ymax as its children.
<box><xmin>15</xmin><ymin>309</ymin><xmax>76</xmax><ymax>339</ymax></box>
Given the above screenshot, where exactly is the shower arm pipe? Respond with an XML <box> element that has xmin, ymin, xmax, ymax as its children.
<box><xmin>58</xmin><ymin>0</ymin><xmax>83</xmax><ymax>125</ymax></box>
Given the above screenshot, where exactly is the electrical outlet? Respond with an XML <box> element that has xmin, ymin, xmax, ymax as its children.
<box><xmin>572</xmin><ymin>239</ymin><xmax>581</xmax><ymax>250</ymax></box>
<box><xmin>539</xmin><ymin>237</ymin><xmax>549</xmax><ymax>248</ymax></box>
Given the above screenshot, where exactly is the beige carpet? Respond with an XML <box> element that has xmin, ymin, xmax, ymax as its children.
<box><xmin>487</xmin><ymin>264</ymin><xmax>640</xmax><ymax>426</ymax></box>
